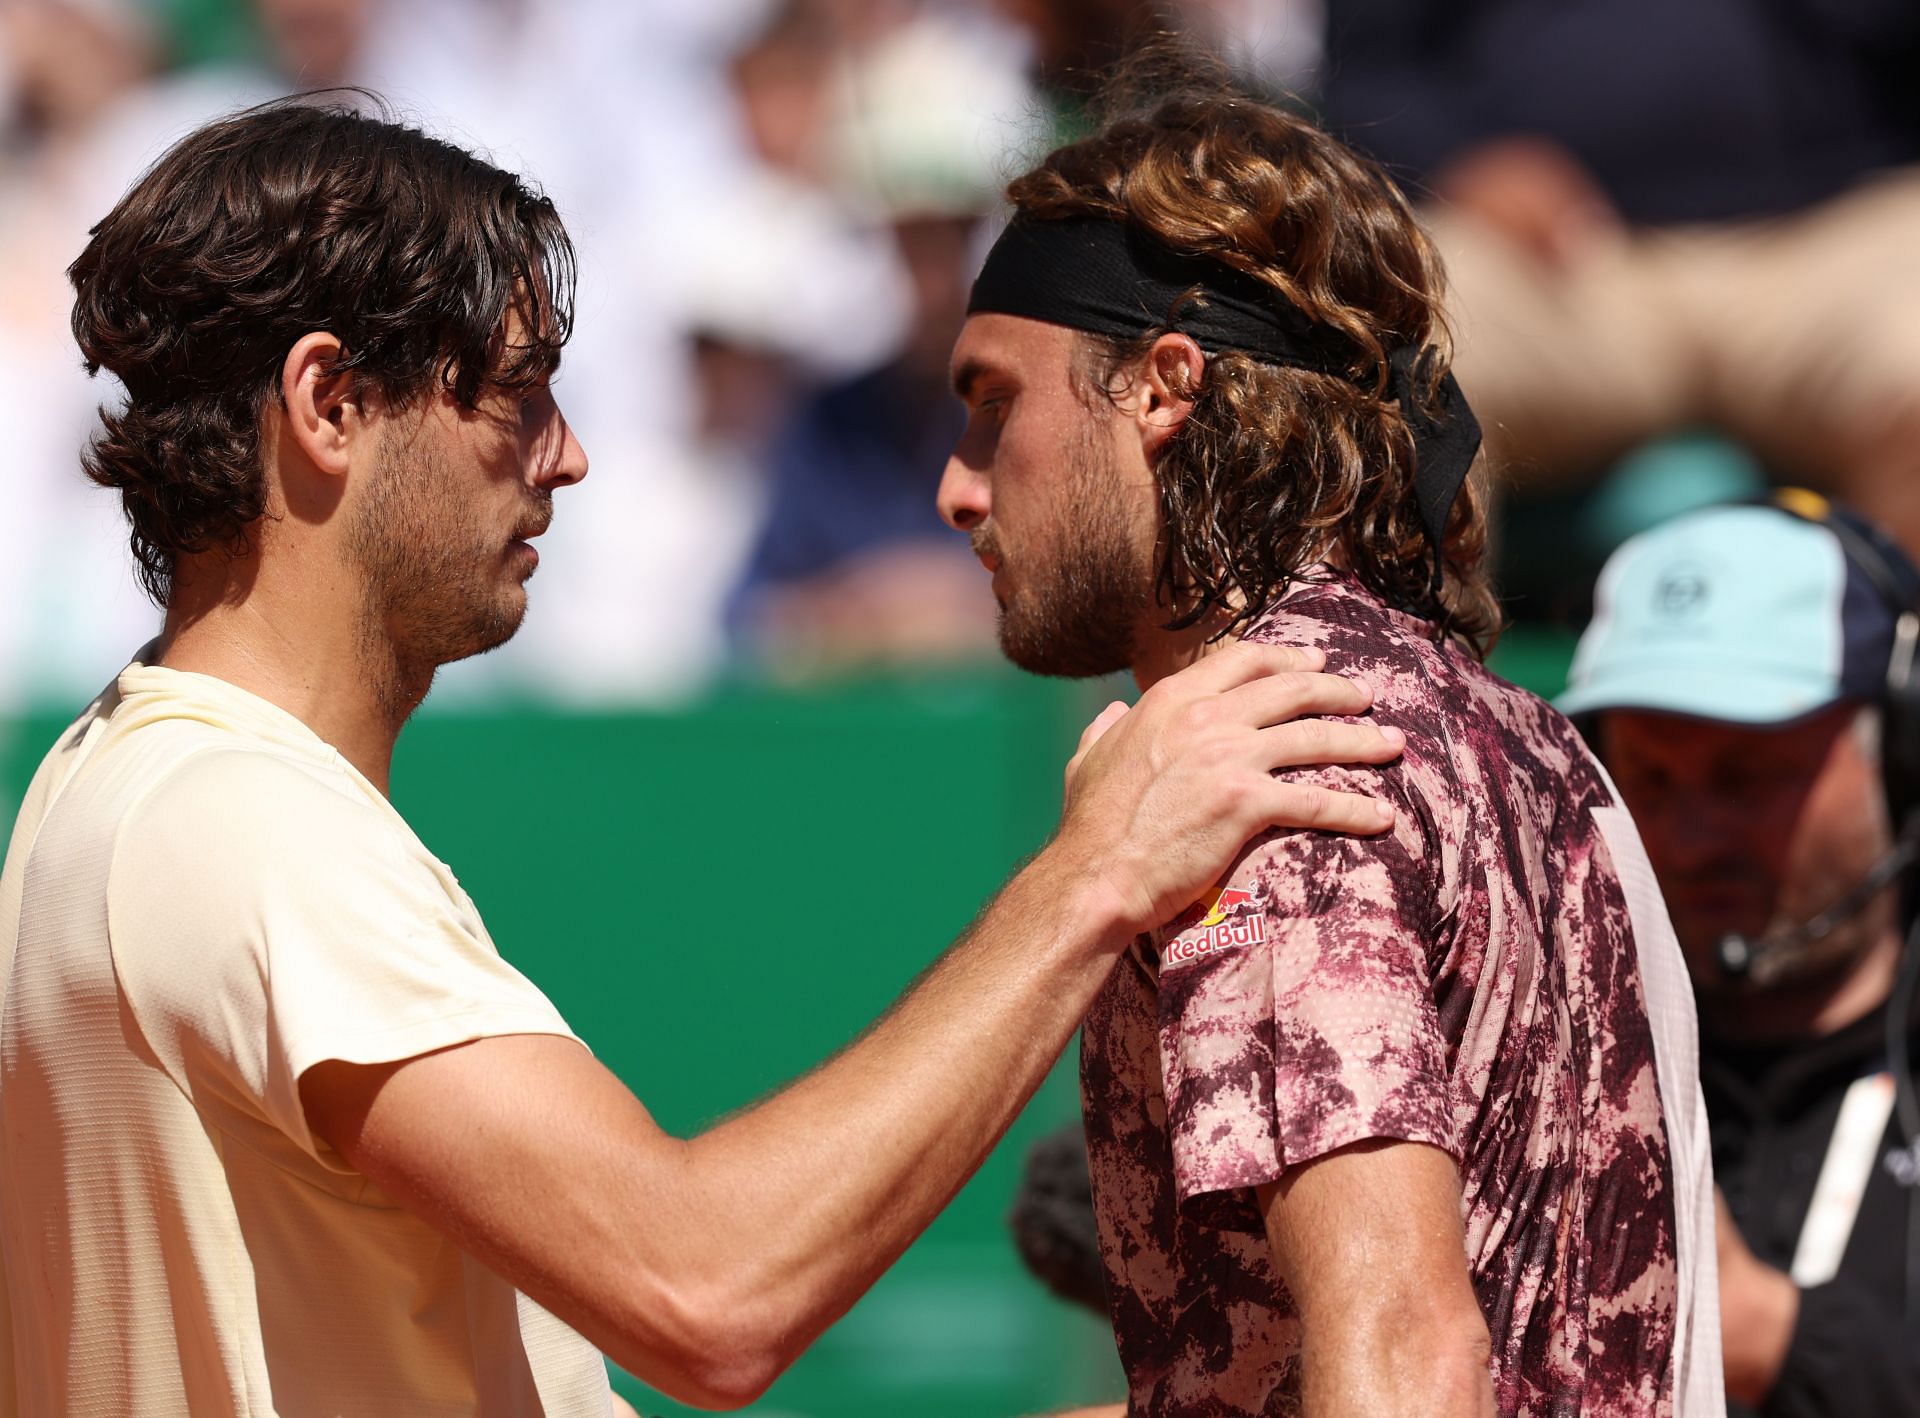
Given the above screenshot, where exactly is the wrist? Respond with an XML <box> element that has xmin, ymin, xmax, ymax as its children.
<box><xmin>1020</xmin><ymin>841</ymin><xmax>1142</xmax><ymax>953</ymax></box>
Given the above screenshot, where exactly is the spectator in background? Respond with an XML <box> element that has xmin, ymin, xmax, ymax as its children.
<box><xmin>0</xmin><ymin>0</ymin><xmax>768</xmax><ymax>705</ymax></box>
<box><xmin>1562</xmin><ymin>494</ymin><xmax>1920</xmax><ymax>1415</ymax></box>
<box><xmin>726</xmin><ymin>208</ymin><xmax>997</xmax><ymax>671</ymax></box>
<box><xmin>728</xmin><ymin>4</ymin><xmax>1033</xmax><ymax>672</ymax></box>
<box><xmin>990</xmin><ymin>0</ymin><xmax>1323</xmax><ymax>141</ymax></box>
<box><xmin>1322</xmin><ymin>0</ymin><xmax>1920</xmax><ymax>554</ymax></box>
<box><xmin>0</xmin><ymin>0</ymin><xmax>245</xmax><ymax>708</ymax></box>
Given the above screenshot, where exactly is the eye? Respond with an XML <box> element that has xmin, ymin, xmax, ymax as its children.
<box><xmin>1616</xmin><ymin>759</ymin><xmax>1671</xmax><ymax>800</ymax></box>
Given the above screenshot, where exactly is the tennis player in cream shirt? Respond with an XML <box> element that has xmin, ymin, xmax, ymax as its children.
<box><xmin>0</xmin><ymin>103</ymin><xmax>1405</xmax><ymax>1413</ymax></box>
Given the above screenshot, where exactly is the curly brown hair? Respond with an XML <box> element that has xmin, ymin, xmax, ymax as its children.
<box><xmin>68</xmin><ymin>95</ymin><xmax>576</xmax><ymax>605</ymax></box>
<box><xmin>1005</xmin><ymin>76</ymin><xmax>1500</xmax><ymax>656</ymax></box>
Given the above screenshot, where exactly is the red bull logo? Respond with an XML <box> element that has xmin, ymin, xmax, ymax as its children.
<box><xmin>1163</xmin><ymin>885</ymin><xmax>1266</xmax><ymax>968</ymax></box>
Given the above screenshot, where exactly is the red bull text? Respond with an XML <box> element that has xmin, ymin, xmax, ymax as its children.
<box><xmin>1163</xmin><ymin>887</ymin><xmax>1266</xmax><ymax>968</ymax></box>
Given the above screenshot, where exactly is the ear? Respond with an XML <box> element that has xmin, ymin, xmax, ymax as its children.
<box><xmin>1132</xmin><ymin>332</ymin><xmax>1205</xmax><ymax>460</ymax></box>
<box><xmin>279</xmin><ymin>331</ymin><xmax>364</xmax><ymax>479</ymax></box>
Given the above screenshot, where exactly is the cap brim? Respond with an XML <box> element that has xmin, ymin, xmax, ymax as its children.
<box><xmin>1556</xmin><ymin>654</ymin><xmax>1844</xmax><ymax>726</ymax></box>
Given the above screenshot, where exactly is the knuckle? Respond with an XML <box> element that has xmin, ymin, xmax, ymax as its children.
<box><xmin>1295</xmin><ymin>720</ymin><xmax>1331</xmax><ymax>753</ymax></box>
<box><xmin>1337</xmin><ymin>729</ymin><xmax>1379</xmax><ymax>761</ymax></box>
<box><xmin>1304</xmin><ymin>671</ymin><xmax>1355</xmax><ymax>702</ymax></box>
<box><xmin>1272</xmin><ymin>673</ymin><xmax>1316</xmax><ymax>714</ymax></box>
<box><xmin>1178</xmin><ymin>697</ymin><xmax>1220</xmax><ymax>736</ymax></box>
<box><xmin>1203</xmin><ymin>735</ymin><xmax>1243</xmax><ymax>773</ymax></box>
<box><xmin>1291</xmin><ymin>784</ymin><xmax>1330</xmax><ymax>822</ymax></box>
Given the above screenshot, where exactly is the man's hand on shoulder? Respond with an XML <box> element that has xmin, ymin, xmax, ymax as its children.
<box><xmin>1044</xmin><ymin>642</ymin><xmax>1402</xmax><ymax>938</ymax></box>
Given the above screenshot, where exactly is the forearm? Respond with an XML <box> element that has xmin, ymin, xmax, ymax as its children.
<box><xmin>651</xmin><ymin>846</ymin><xmax>1130</xmax><ymax>1373</ymax></box>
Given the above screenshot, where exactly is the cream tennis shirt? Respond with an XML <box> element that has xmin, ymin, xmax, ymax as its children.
<box><xmin>0</xmin><ymin>658</ymin><xmax>613</xmax><ymax>1415</ymax></box>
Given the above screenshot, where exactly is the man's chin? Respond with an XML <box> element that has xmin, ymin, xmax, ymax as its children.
<box><xmin>997</xmin><ymin>616</ymin><xmax>1134</xmax><ymax>680</ymax></box>
<box><xmin>418</xmin><ymin>591</ymin><xmax>529</xmax><ymax>669</ymax></box>
<box><xmin>468</xmin><ymin>595</ymin><xmax>530</xmax><ymax>661</ymax></box>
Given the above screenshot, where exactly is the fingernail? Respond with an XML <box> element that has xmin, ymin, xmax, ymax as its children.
<box><xmin>1381</xmin><ymin>726</ymin><xmax>1405</xmax><ymax>747</ymax></box>
<box><xmin>1375</xmin><ymin>802</ymin><xmax>1396</xmax><ymax>826</ymax></box>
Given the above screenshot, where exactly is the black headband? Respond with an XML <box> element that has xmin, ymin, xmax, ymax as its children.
<box><xmin>967</xmin><ymin>217</ymin><xmax>1480</xmax><ymax>594</ymax></box>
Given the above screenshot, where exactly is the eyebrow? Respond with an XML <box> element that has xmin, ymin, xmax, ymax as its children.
<box><xmin>951</xmin><ymin>357</ymin><xmax>990</xmax><ymax>402</ymax></box>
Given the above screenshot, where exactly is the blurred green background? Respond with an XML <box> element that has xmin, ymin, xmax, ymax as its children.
<box><xmin>0</xmin><ymin>632</ymin><xmax>1571</xmax><ymax>1416</ymax></box>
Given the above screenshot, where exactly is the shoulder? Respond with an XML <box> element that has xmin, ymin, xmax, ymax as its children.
<box><xmin>121</xmin><ymin>744</ymin><xmax>398</xmax><ymax>860</ymax></box>
<box><xmin>1247</xmin><ymin>576</ymin><xmax>1443</xmax><ymax>693</ymax></box>
<box><xmin>1257</xmin><ymin>579</ymin><xmax>1612</xmax><ymax>801</ymax></box>
<box><xmin>105</xmin><ymin>743</ymin><xmax>487</xmax><ymax>1024</ymax></box>
<box><xmin>107</xmin><ymin>745</ymin><xmax>435</xmax><ymax>940</ymax></box>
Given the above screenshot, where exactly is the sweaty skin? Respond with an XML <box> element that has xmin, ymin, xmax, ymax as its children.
<box><xmin>1259</xmin><ymin>1145</ymin><xmax>1494</xmax><ymax>1418</ymax></box>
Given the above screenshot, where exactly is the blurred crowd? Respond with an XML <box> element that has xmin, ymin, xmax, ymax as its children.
<box><xmin>4</xmin><ymin>0</ymin><xmax>1920</xmax><ymax>709</ymax></box>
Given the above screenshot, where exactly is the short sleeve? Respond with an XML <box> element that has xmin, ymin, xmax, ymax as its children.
<box><xmin>107</xmin><ymin>748</ymin><xmax>580</xmax><ymax>1164</ymax></box>
<box><xmin>1153</xmin><ymin>776</ymin><xmax>1463</xmax><ymax>1219</ymax></box>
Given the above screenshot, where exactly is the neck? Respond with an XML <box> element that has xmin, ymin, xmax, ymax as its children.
<box><xmin>156</xmin><ymin>557</ymin><xmax>430</xmax><ymax>795</ymax></box>
<box><xmin>1130</xmin><ymin>596</ymin><xmax>1252</xmax><ymax>691</ymax></box>
<box><xmin>1131</xmin><ymin>550</ymin><xmax>1347</xmax><ymax>690</ymax></box>
<box><xmin>1704</xmin><ymin>921</ymin><xmax>1905</xmax><ymax>1045</ymax></box>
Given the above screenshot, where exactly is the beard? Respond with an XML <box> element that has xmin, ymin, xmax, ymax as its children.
<box><xmin>345</xmin><ymin>433</ymin><xmax>546</xmax><ymax>687</ymax></box>
<box><xmin>977</xmin><ymin>427</ymin><xmax>1153</xmax><ymax>679</ymax></box>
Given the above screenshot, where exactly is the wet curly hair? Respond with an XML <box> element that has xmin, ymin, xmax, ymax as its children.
<box><xmin>68</xmin><ymin>94</ymin><xmax>576</xmax><ymax>605</ymax></box>
<box><xmin>1005</xmin><ymin>66</ymin><xmax>1500</xmax><ymax>656</ymax></box>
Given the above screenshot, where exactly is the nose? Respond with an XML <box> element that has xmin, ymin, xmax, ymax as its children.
<box><xmin>535</xmin><ymin>401</ymin><xmax>589</xmax><ymax>491</ymax></box>
<box><xmin>1654</xmin><ymin>795</ymin><xmax>1749</xmax><ymax>878</ymax></box>
<box><xmin>937</xmin><ymin>451</ymin><xmax>989</xmax><ymax>533</ymax></box>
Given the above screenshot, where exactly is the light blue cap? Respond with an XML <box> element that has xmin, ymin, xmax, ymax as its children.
<box><xmin>1559</xmin><ymin>504</ymin><xmax>1889</xmax><ymax>725</ymax></box>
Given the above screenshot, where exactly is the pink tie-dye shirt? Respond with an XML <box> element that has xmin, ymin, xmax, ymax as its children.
<box><xmin>1082</xmin><ymin>571</ymin><xmax>1711</xmax><ymax>1417</ymax></box>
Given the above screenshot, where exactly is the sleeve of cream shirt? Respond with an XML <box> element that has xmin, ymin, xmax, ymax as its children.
<box><xmin>106</xmin><ymin>746</ymin><xmax>582</xmax><ymax>1163</ymax></box>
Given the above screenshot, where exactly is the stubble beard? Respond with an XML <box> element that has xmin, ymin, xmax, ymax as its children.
<box><xmin>981</xmin><ymin>427</ymin><xmax>1153</xmax><ymax>680</ymax></box>
<box><xmin>346</xmin><ymin>435</ymin><xmax>541</xmax><ymax>717</ymax></box>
